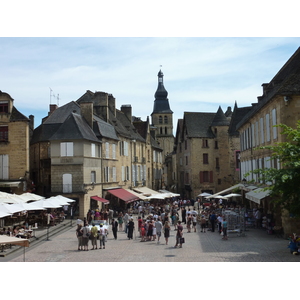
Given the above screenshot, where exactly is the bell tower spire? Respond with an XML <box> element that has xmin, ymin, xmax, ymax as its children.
<box><xmin>151</xmin><ymin>69</ymin><xmax>174</xmax><ymax>157</ymax></box>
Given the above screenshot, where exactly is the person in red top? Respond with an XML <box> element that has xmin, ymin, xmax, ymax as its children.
<box><xmin>138</xmin><ymin>216</ymin><xmax>143</xmax><ymax>237</ymax></box>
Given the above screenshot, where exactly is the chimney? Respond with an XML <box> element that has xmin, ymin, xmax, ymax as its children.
<box><xmin>262</xmin><ymin>83</ymin><xmax>269</xmax><ymax>95</ymax></box>
<box><xmin>80</xmin><ymin>102</ymin><xmax>93</xmax><ymax>128</ymax></box>
<box><xmin>121</xmin><ymin>105</ymin><xmax>132</xmax><ymax>123</ymax></box>
<box><xmin>48</xmin><ymin>104</ymin><xmax>58</xmax><ymax>116</ymax></box>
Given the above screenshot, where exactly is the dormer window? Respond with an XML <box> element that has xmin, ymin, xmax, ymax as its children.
<box><xmin>0</xmin><ymin>101</ymin><xmax>8</xmax><ymax>113</ymax></box>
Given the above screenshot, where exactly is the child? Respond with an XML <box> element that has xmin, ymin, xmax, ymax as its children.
<box><xmin>222</xmin><ymin>217</ymin><xmax>228</xmax><ymax>240</ymax></box>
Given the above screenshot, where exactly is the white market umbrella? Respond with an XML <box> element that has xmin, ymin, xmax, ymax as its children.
<box><xmin>25</xmin><ymin>200</ymin><xmax>47</xmax><ymax>211</ymax></box>
<box><xmin>53</xmin><ymin>195</ymin><xmax>75</xmax><ymax>203</ymax></box>
<box><xmin>0</xmin><ymin>210</ymin><xmax>11</xmax><ymax>218</ymax></box>
<box><xmin>144</xmin><ymin>194</ymin><xmax>166</xmax><ymax>200</ymax></box>
<box><xmin>224</xmin><ymin>193</ymin><xmax>242</xmax><ymax>198</ymax></box>
<box><xmin>29</xmin><ymin>199</ymin><xmax>62</xmax><ymax>209</ymax></box>
<box><xmin>48</xmin><ymin>196</ymin><xmax>70</xmax><ymax>206</ymax></box>
<box><xmin>0</xmin><ymin>204</ymin><xmax>12</xmax><ymax>217</ymax></box>
<box><xmin>18</xmin><ymin>192</ymin><xmax>45</xmax><ymax>202</ymax></box>
<box><xmin>213</xmin><ymin>195</ymin><xmax>229</xmax><ymax>200</ymax></box>
<box><xmin>0</xmin><ymin>202</ymin><xmax>29</xmax><ymax>214</ymax></box>
<box><xmin>0</xmin><ymin>194</ymin><xmax>22</xmax><ymax>204</ymax></box>
<box><xmin>198</xmin><ymin>192</ymin><xmax>212</xmax><ymax>197</ymax></box>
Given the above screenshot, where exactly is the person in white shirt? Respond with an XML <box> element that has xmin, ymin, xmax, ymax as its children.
<box><xmin>217</xmin><ymin>214</ymin><xmax>223</xmax><ymax>233</ymax></box>
<box><xmin>155</xmin><ymin>218</ymin><xmax>163</xmax><ymax>243</ymax></box>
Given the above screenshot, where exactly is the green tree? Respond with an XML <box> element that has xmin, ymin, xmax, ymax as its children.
<box><xmin>253</xmin><ymin>121</ymin><xmax>300</xmax><ymax>218</ymax></box>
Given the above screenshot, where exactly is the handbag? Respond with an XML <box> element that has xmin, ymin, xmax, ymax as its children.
<box><xmin>180</xmin><ymin>237</ymin><xmax>185</xmax><ymax>244</ymax></box>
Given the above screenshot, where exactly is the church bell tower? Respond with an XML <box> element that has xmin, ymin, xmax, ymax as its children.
<box><xmin>151</xmin><ymin>69</ymin><xmax>174</xmax><ymax>157</ymax></box>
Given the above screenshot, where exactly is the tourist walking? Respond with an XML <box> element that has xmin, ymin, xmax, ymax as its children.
<box><xmin>222</xmin><ymin>217</ymin><xmax>228</xmax><ymax>240</ymax></box>
<box><xmin>163</xmin><ymin>220</ymin><xmax>171</xmax><ymax>245</ymax></box>
<box><xmin>76</xmin><ymin>224</ymin><xmax>83</xmax><ymax>251</ymax></box>
<box><xmin>99</xmin><ymin>223</ymin><xmax>108</xmax><ymax>249</ymax></box>
<box><xmin>123</xmin><ymin>212</ymin><xmax>129</xmax><ymax>233</ymax></box>
<box><xmin>192</xmin><ymin>214</ymin><xmax>197</xmax><ymax>232</ymax></box>
<box><xmin>118</xmin><ymin>212</ymin><xmax>123</xmax><ymax>231</ymax></box>
<box><xmin>111</xmin><ymin>218</ymin><xmax>118</xmax><ymax>240</ymax></box>
<box><xmin>200</xmin><ymin>215</ymin><xmax>206</xmax><ymax>233</ymax></box>
<box><xmin>90</xmin><ymin>222</ymin><xmax>98</xmax><ymax>250</ymax></box>
<box><xmin>155</xmin><ymin>218</ymin><xmax>163</xmax><ymax>244</ymax></box>
<box><xmin>81</xmin><ymin>223</ymin><xmax>90</xmax><ymax>251</ymax></box>
<box><xmin>174</xmin><ymin>221</ymin><xmax>184</xmax><ymax>248</ymax></box>
<box><xmin>210</xmin><ymin>211</ymin><xmax>217</xmax><ymax>232</ymax></box>
<box><xmin>127</xmin><ymin>218</ymin><xmax>135</xmax><ymax>239</ymax></box>
<box><xmin>217</xmin><ymin>214</ymin><xmax>223</xmax><ymax>234</ymax></box>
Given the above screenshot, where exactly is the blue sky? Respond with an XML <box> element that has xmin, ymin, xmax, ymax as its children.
<box><xmin>1</xmin><ymin>2</ymin><xmax>300</xmax><ymax>132</ymax></box>
<box><xmin>1</xmin><ymin>37</ymin><xmax>300</xmax><ymax>130</ymax></box>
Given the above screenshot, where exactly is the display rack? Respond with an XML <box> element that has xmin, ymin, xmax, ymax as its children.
<box><xmin>222</xmin><ymin>208</ymin><xmax>246</xmax><ymax>237</ymax></box>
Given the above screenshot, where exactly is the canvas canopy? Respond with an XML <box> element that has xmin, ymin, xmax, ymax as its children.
<box><xmin>0</xmin><ymin>235</ymin><xmax>30</xmax><ymax>247</ymax></box>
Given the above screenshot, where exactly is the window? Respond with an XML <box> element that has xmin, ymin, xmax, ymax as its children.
<box><xmin>60</xmin><ymin>142</ymin><xmax>73</xmax><ymax>157</ymax></box>
<box><xmin>63</xmin><ymin>173</ymin><xmax>72</xmax><ymax>193</ymax></box>
<box><xmin>185</xmin><ymin>156</ymin><xmax>188</xmax><ymax>165</ymax></box>
<box><xmin>203</xmin><ymin>153</ymin><xmax>209</xmax><ymax>164</ymax></box>
<box><xmin>200</xmin><ymin>171</ymin><xmax>213</xmax><ymax>183</ymax></box>
<box><xmin>112</xmin><ymin>167</ymin><xmax>116</xmax><ymax>181</ymax></box>
<box><xmin>105</xmin><ymin>142</ymin><xmax>109</xmax><ymax>158</ymax></box>
<box><xmin>165</xmin><ymin>127</ymin><xmax>167</xmax><ymax>134</ymax></box>
<box><xmin>185</xmin><ymin>140</ymin><xmax>187</xmax><ymax>150</ymax></box>
<box><xmin>112</xmin><ymin>144</ymin><xmax>116</xmax><ymax>159</ymax></box>
<box><xmin>104</xmin><ymin>167</ymin><xmax>110</xmax><ymax>182</ymax></box>
<box><xmin>202</xmin><ymin>139</ymin><xmax>208</xmax><ymax>148</ymax></box>
<box><xmin>266</xmin><ymin>113</ymin><xmax>270</xmax><ymax>142</ymax></box>
<box><xmin>272</xmin><ymin>108</ymin><xmax>277</xmax><ymax>139</ymax></box>
<box><xmin>164</xmin><ymin>116</ymin><xmax>168</xmax><ymax>124</ymax></box>
<box><xmin>91</xmin><ymin>143</ymin><xmax>96</xmax><ymax>157</ymax></box>
<box><xmin>159</xmin><ymin>116</ymin><xmax>163</xmax><ymax>124</ymax></box>
<box><xmin>120</xmin><ymin>141</ymin><xmax>129</xmax><ymax>156</ymax></box>
<box><xmin>216</xmin><ymin>157</ymin><xmax>220</xmax><ymax>169</ymax></box>
<box><xmin>0</xmin><ymin>101</ymin><xmax>8</xmax><ymax>113</ymax></box>
<box><xmin>0</xmin><ymin>126</ymin><xmax>8</xmax><ymax>141</ymax></box>
<box><xmin>218</xmin><ymin>178</ymin><xmax>222</xmax><ymax>185</ymax></box>
<box><xmin>214</xmin><ymin>141</ymin><xmax>218</xmax><ymax>149</ymax></box>
<box><xmin>91</xmin><ymin>171</ymin><xmax>96</xmax><ymax>183</ymax></box>
<box><xmin>260</xmin><ymin>117</ymin><xmax>264</xmax><ymax>144</ymax></box>
<box><xmin>0</xmin><ymin>154</ymin><xmax>9</xmax><ymax>179</ymax></box>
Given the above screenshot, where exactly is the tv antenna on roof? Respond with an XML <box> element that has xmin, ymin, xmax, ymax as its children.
<box><xmin>49</xmin><ymin>88</ymin><xmax>60</xmax><ymax>106</ymax></box>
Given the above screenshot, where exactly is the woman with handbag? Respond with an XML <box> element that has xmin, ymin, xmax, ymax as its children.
<box><xmin>174</xmin><ymin>221</ymin><xmax>184</xmax><ymax>248</ymax></box>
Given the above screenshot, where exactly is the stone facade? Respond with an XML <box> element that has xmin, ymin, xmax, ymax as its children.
<box><xmin>237</xmin><ymin>47</ymin><xmax>300</xmax><ymax>236</ymax></box>
<box><xmin>0</xmin><ymin>91</ymin><xmax>32</xmax><ymax>194</ymax></box>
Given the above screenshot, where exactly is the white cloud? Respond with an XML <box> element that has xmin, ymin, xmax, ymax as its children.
<box><xmin>1</xmin><ymin>37</ymin><xmax>300</xmax><ymax>129</ymax></box>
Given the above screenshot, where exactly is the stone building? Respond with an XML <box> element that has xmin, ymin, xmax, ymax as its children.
<box><xmin>0</xmin><ymin>91</ymin><xmax>34</xmax><ymax>194</ymax></box>
<box><xmin>30</xmin><ymin>89</ymin><xmax>164</xmax><ymax>218</ymax></box>
<box><xmin>173</xmin><ymin>104</ymin><xmax>251</xmax><ymax>200</ymax></box>
<box><xmin>236</xmin><ymin>47</ymin><xmax>300</xmax><ymax>235</ymax></box>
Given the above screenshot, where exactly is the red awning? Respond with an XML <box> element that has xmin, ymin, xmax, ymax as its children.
<box><xmin>107</xmin><ymin>188</ymin><xmax>140</xmax><ymax>203</ymax></box>
<box><xmin>91</xmin><ymin>196</ymin><xmax>110</xmax><ymax>204</ymax></box>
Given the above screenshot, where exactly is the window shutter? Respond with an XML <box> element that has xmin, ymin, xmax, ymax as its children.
<box><xmin>199</xmin><ymin>171</ymin><xmax>203</xmax><ymax>183</ymax></box>
<box><xmin>209</xmin><ymin>171</ymin><xmax>213</xmax><ymax>183</ymax></box>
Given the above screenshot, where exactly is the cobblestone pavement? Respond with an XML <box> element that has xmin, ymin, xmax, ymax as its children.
<box><xmin>2</xmin><ymin>216</ymin><xmax>299</xmax><ymax>262</ymax></box>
